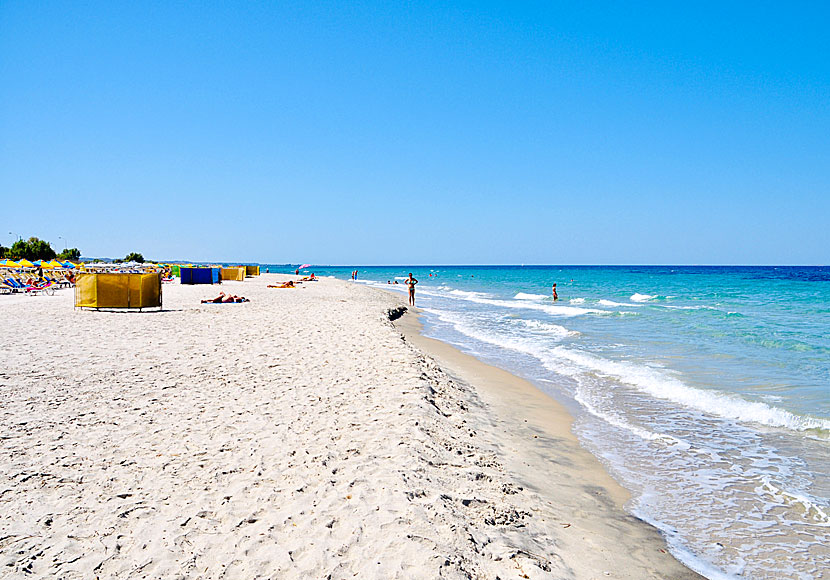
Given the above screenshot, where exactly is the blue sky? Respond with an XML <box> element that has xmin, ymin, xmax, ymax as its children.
<box><xmin>1</xmin><ymin>1</ymin><xmax>828</xmax><ymax>264</ymax></box>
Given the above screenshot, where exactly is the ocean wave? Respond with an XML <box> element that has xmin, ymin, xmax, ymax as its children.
<box><xmin>657</xmin><ymin>304</ymin><xmax>718</xmax><ymax>311</ymax></box>
<box><xmin>519</xmin><ymin>319</ymin><xmax>579</xmax><ymax>338</ymax></box>
<box><xmin>570</xmin><ymin>298</ymin><xmax>585</xmax><ymax>304</ymax></box>
<box><xmin>548</xmin><ymin>347</ymin><xmax>830</xmax><ymax>435</ymax></box>
<box><xmin>599</xmin><ymin>299</ymin><xmax>639</xmax><ymax>308</ymax></box>
<box><xmin>448</xmin><ymin>289</ymin><xmax>490</xmax><ymax>299</ymax></box>
<box><xmin>631</xmin><ymin>293</ymin><xmax>658</xmax><ymax>302</ymax></box>
<box><xmin>423</xmin><ymin>306</ymin><xmax>830</xmax><ymax>436</ymax></box>
<box><xmin>438</xmin><ymin>291</ymin><xmax>607</xmax><ymax>317</ymax></box>
<box><xmin>514</xmin><ymin>292</ymin><xmax>548</xmax><ymax>301</ymax></box>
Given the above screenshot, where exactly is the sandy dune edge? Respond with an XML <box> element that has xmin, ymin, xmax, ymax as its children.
<box><xmin>0</xmin><ymin>275</ymin><xmax>699</xmax><ymax>579</ymax></box>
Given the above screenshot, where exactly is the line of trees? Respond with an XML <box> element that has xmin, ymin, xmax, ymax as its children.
<box><xmin>0</xmin><ymin>237</ymin><xmax>81</xmax><ymax>261</ymax></box>
<box><xmin>1</xmin><ymin>236</ymin><xmax>148</xmax><ymax>263</ymax></box>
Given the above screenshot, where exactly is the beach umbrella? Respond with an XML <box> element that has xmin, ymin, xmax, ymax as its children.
<box><xmin>61</xmin><ymin>261</ymin><xmax>76</xmax><ymax>268</ymax></box>
<box><xmin>1</xmin><ymin>259</ymin><xmax>20</xmax><ymax>268</ymax></box>
<box><xmin>299</xmin><ymin>263</ymin><xmax>311</xmax><ymax>269</ymax></box>
<box><xmin>17</xmin><ymin>259</ymin><xmax>34</xmax><ymax>267</ymax></box>
<box><xmin>46</xmin><ymin>260</ymin><xmax>62</xmax><ymax>268</ymax></box>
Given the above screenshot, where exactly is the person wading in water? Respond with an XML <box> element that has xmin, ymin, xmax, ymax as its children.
<box><xmin>406</xmin><ymin>272</ymin><xmax>418</xmax><ymax>306</ymax></box>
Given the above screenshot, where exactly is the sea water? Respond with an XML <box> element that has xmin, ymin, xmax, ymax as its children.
<box><xmin>265</xmin><ymin>265</ymin><xmax>830</xmax><ymax>579</ymax></box>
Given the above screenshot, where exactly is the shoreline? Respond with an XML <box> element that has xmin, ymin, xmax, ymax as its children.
<box><xmin>390</xmin><ymin>300</ymin><xmax>703</xmax><ymax>579</ymax></box>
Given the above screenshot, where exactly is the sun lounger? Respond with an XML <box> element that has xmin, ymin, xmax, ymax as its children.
<box><xmin>0</xmin><ymin>280</ymin><xmax>18</xmax><ymax>294</ymax></box>
<box><xmin>25</xmin><ymin>281</ymin><xmax>55</xmax><ymax>296</ymax></box>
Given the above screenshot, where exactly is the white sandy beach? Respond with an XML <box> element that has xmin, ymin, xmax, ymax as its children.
<box><xmin>0</xmin><ymin>275</ymin><xmax>701</xmax><ymax>579</ymax></box>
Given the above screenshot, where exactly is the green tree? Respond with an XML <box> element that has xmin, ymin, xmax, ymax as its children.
<box><xmin>0</xmin><ymin>245</ymin><xmax>8</xmax><ymax>259</ymax></box>
<box><xmin>124</xmin><ymin>252</ymin><xmax>145</xmax><ymax>263</ymax></box>
<box><xmin>57</xmin><ymin>247</ymin><xmax>81</xmax><ymax>261</ymax></box>
<box><xmin>9</xmin><ymin>237</ymin><xmax>57</xmax><ymax>261</ymax></box>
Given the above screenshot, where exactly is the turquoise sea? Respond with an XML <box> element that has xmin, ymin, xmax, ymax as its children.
<box><xmin>263</xmin><ymin>265</ymin><xmax>829</xmax><ymax>579</ymax></box>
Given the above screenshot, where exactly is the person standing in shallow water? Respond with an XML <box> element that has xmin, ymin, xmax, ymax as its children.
<box><xmin>552</xmin><ymin>283</ymin><xmax>558</xmax><ymax>301</ymax></box>
<box><xmin>406</xmin><ymin>272</ymin><xmax>418</xmax><ymax>306</ymax></box>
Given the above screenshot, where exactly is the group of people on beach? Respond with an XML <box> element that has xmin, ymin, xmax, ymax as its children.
<box><xmin>197</xmin><ymin>270</ymin><xmax>552</xmax><ymax>311</ymax></box>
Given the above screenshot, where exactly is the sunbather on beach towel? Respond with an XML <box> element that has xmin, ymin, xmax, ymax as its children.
<box><xmin>202</xmin><ymin>292</ymin><xmax>249</xmax><ymax>303</ymax></box>
<box><xmin>268</xmin><ymin>281</ymin><xmax>295</xmax><ymax>288</ymax></box>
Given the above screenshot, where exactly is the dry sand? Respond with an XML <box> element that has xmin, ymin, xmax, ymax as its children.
<box><xmin>0</xmin><ymin>275</ymin><xmax>701</xmax><ymax>579</ymax></box>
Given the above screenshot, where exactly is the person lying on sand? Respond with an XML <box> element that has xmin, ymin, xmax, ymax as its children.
<box><xmin>201</xmin><ymin>292</ymin><xmax>249</xmax><ymax>303</ymax></box>
<box><xmin>201</xmin><ymin>292</ymin><xmax>227</xmax><ymax>303</ymax></box>
<box><xmin>267</xmin><ymin>281</ymin><xmax>295</xmax><ymax>288</ymax></box>
<box><xmin>299</xmin><ymin>273</ymin><xmax>317</xmax><ymax>281</ymax></box>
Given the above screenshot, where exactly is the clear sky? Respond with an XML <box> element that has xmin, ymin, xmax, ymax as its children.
<box><xmin>1</xmin><ymin>1</ymin><xmax>828</xmax><ymax>265</ymax></box>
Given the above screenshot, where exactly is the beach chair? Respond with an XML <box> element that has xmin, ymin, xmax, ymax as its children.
<box><xmin>25</xmin><ymin>281</ymin><xmax>55</xmax><ymax>296</ymax></box>
<box><xmin>5</xmin><ymin>277</ymin><xmax>26</xmax><ymax>291</ymax></box>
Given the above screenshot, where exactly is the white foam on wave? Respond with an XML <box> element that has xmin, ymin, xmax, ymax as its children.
<box><xmin>422</xmin><ymin>308</ymin><xmax>678</xmax><ymax>444</ymax></box>
<box><xmin>599</xmin><ymin>299</ymin><xmax>639</xmax><ymax>308</ymax></box>
<box><xmin>519</xmin><ymin>319</ymin><xmax>579</xmax><ymax>338</ymax></box>
<box><xmin>440</xmin><ymin>290</ymin><xmax>607</xmax><ymax>318</ymax></box>
<box><xmin>417</xmin><ymin>283</ymin><xmax>606</xmax><ymax>317</ymax></box>
<box><xmin>631</xmin><ymin>293</ymin><xmax>658</xmax><ymax>302</ymax></box>
<box><xmin>638</xmin><ymin>516</ymin><xmax>741</xmax><ymax>580</ymax></box>
<box><xmin>548</xmin><ymin>347</ymin><xmax>830</xmax><ymax>434</ymax></box>
<box><xmin>757</xmin><ymin>478</ymin><xmax>830</xmax><ymax>526</ymax></box>
<box><xmin>658</xmin><ymin>304</ymin><xmax>718</xmax><ymax>311</ymax></box>
<box><xmin>448</xmin><ymin>288</ymin><xmax>490</xmax><ymax>299</ymax></box>
<box><xmin>570</xmin><ymin>297</ymin><xmax>585</xmax><ymax>304</ymax></box>
<box><xmin>514</xmin><ymin>292</ymin><xmax>548</xmax><ymax>301</ymax></box>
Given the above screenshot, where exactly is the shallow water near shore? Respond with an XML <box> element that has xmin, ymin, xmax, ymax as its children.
<box><xmin>264</xmin><ymin>265</ymin><xmax>830</xmax><ymax>579</ymax></box>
